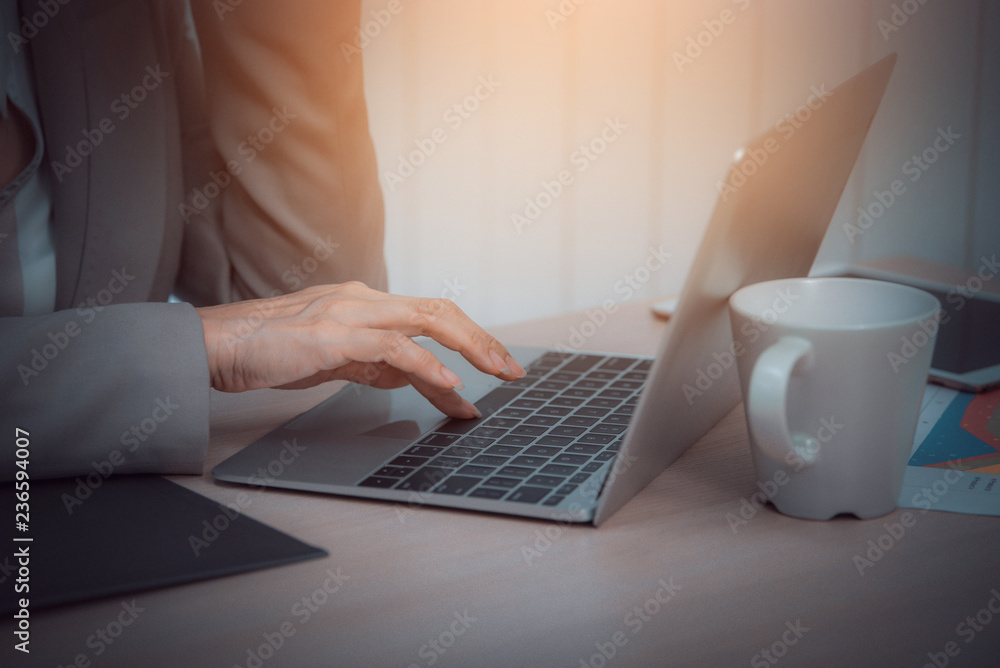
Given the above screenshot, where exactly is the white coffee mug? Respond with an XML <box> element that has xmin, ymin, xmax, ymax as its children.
<box><xmin>728</xmin><ymin>277</ymin><xmax>941</xmax><ymax>520</ymax></box>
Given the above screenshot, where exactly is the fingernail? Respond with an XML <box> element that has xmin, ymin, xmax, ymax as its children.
<box><xmin>506</xmin><ymin>355</ymin><xmax>526</xmax><ymax>378</ymax></box>
<box><xmin>464</xmin><ymin>400</ymin><xmax>482</xmax><ymax>419</ymax></box>
<box><xmin>490</xmin><ymin>350</ymin><xmax>511</xmax><ymax>375</ymax></box>
<box><xmin>441</xmin><ymin>367</ymin><xmax>463</xmax><ymax>389</ymax></box>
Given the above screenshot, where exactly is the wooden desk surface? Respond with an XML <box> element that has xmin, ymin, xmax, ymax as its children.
<box><xmin>12</xmin><ymin>299</ymin><xmax>1000</xmax><ymax>667</ymax></box>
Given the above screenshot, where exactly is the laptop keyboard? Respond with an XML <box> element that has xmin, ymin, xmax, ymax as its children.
<box><xmin>357</xmin><ymin>352</ymin><xmax>651</xmax><ymax>508</ymax></box>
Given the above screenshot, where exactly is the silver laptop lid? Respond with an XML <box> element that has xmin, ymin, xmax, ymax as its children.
<box><xmin>593</xmin><ymin>54</ymin><xmax>897</xmax><ymax>525</ymax></box>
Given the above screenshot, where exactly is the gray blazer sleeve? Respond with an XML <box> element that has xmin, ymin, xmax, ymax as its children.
<box><xmin>0</xmin><ymin>303</ymin><xmax>209</xmax><ymax>481</ymax></box>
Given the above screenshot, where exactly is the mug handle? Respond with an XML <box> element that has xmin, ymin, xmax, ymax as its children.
<box><xmin>747</xmin><ymin>336</ymin><xmax>822</xmax><ymax>468</ymax></box>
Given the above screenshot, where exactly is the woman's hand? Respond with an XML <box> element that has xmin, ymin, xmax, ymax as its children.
<box><xmin>196</xmin><ymin>282</ymin><xmax>525</xmax><ymax>419</ymax></box>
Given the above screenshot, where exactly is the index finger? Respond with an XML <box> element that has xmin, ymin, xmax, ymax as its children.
<box><xmin>338</xmin><ymin>292</ymin><xmax>527</xmax><ymax>381</ymax></box>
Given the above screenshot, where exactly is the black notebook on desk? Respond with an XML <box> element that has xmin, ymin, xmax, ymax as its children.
<box><xmin>2</xmin><ymin>475</ymin><xmax>326</xmax><ymax>613</ymax></box>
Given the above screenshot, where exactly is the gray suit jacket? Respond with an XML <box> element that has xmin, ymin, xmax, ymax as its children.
<box><xmin>1</xmin><ymin>0</ymin><xmax>386</xmax><ymax>480</ymax></box>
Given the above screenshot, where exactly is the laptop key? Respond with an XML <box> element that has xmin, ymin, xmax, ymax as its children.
<box><xmin>550</xmin><ymin>426</ymin><xmax>585</xmax><ymax>437</ymax></box>
<box><xmin>507</xmin><ymin>486</ymin><xmax>551</xmax><ymax>504</ymax></box>
<box><xmin>497</xmin><ymin>408</ymin><xmax>532</xmax><ymax>419</ymax></box>
<box><xmin>587</xmin><ymin>398</ymin><xmax>621</xmax><ymax>409</ymax></box>
<box><xmin>473</xmin><ymin>454</ymin><xmax>511</xmax><ymax>467</ymax></box>
<box><xmin>563</xmin><ymin>416</ymin><xmax>598</xmax><ymax>427</ymax></box>
<box><xmin>485</xmin><ymin>417</ymin><xmax>521</xmax><ymax>429</ymax></box>
<box><xmin>512</xmin><ymin>399</ymin><xmax>544</xmax><ymax>409</ymax></box>
<box><xmin>457</xmin><ymin>436</ymin><xmax>495</xmax><ymax>448</ymax></box>
<box><xmin>525</xmin><ymin>415</ymin><xmax>560</xmax><ymax>427</ymax></box>
<box><xmin>574</xmin><ymin>379</ymin><xmax>607</xmax><ymax>390</ymax></box>
<box><xmin>540</xmin><ymin>464</ymin><xmax>578</xmax><ymax>477</ymax></box>
<box><xmin>433</xmin><ymin>476</ymin><xmax>481</xmax><ymax>496</ymax></box>
<box><xmin>600</xmin><ymin>357</ymin><xmax>635</xmax><ymax>371</ymax></box>
<box><xmin>537</xmin><ymin>381</ymin><xmax>569</xmax><ymax>391</ymax></box>
<box><xmin>431</xmin><ymin>456</ymin><xmax>467</xmax><ymax>468</ymax></box>
<box><xmin>582</xmin><ymin>462</ymin><xmax>604</xmax><ymax>472</ymax></box>
<box><xmin>611</xmin><ymin>380</ymin><xmax>644</xmax><ymax>390</ymax></box>
<box><xmin>483</xmin><ymin>476</ymin><xmax>520</xmax><ymax>489</ymax></box>
<box><xmin>556</xmin><ymin>484</ymin><xmax>578</xmax><ymax>495</ymax></box>
<box><xmin>395</xmin><ymin>467</ymin><xmax>450</xmax><ymax>492</ymax></box>
<box><xmin>483</xmin><ymin>445</ymin><xmax>521</xmax><ymax>457</ymax></box>
<box><xmin>375</xmin><ymin>466</ymin><xmax>413</xmax><ymax>478</ymax></box>
<box><xmin>469</xmin><ymin>487</ymin><xmax>508</xmax><ymax>500</ymax></box>
<box><xmin>560</xmin><ymin>355</ymin><xmax>603</xmax><ymax>373</ymax></box>
<box><xmin>523</xmin><ymin>390</ymin><xmax>556</xmax><ymax>401</ymax></box>
<box><xmin>549</xmin><ymin>372</ymin><xmax>581</xmax><ymax>382</ymax></box>
<box><xmin>358</xmin><ymin>476</ymin><xmax>398</xmax><ymax>488</ymax></box>
<box><xmin>537</xmin><ymin>435</ymin><xmax>573</xmax><ymax>447</ymax></box>
<box><xmin>511</xmin><ymin>425</ymin><xmax>548</xmax><ymax>436</ymax></box>
<box><xmin>554</xmin><ymin>453</ymin><xmax>591</xmax><ymax>465</ymax></box>
<box><xmin>603</xmin><ymin>414</ymin><xmax>631</xmax><ymax>425</ymax></box>
<box><xmin>569</xmin><ymin>473</ymin><xmax>591</xmax><ymax>484</ymax></box>
<box><xmin>389</xmin><ymin>455</ymin><xmax>430</xmax><ymax>468</ymax></box>
<box><xmin>562</xmin><ymin>388</ymin><xmax>595</xmax><ymax>398</ymax></box>
<box><xmin>593</xmin><ymin>451</ymin><xmax>616</xmax><ymax>461</ymax></box>
<box><xmin>542</xmin><ymin>495</ymin><xmax>565</xmax><ymax>506</ymax></box>
<box><xmin>593</xmin><ymin>423</ymin><xmax>627</xmax><ymax>435</ymax></box>
<box><xmin>419</xmin><ymin>433</ymin><xmax>461</xmax><ymax>447</ymax></box>
<box><xmin>599</xmin><ymin>389</ymin><xmax>633</xmax><ymax>399</ymax></box>
<box><xmin>585</xmin><ymin>371</ymin><xmax>618</xmax><ymax>380</ymax></box>
<box><xmin>524</xmin><ymin>445</ymin><xmax>561</xmax><ymax>457</ymax></box>
<box><xmin>551</xmin><ymin>397</ymin><xmax>584</xmax><ymax>407</ymax></box>
<box><xmin>510</xmin><ymin>456</ymin><xmax>550</xmax><ymax>468</ymax></box>
<box><xmin>623</xmin><ymin>371</ymin><xmax>647</xmax><ymax>381</ymax></box>
<box><xmin>537</xmin><ymin>406</ymin><xmax>573</xmax><ymax>417</ymax></box>
<box><xmin>579</xmin><ymin>433</ymin><xmax>615</xmax><ymax>445</ymax></box>
<box><xmin>499</xmin><ymin>434</ymin><xmax>537</xmax><ymax>447</ymax></box>
<box><xmin>496</xmin><ymin>466</ymin><xmax>534</xmax><ymax>478</ymax></box>
<box><xmin>526</xmin><ymin>475</ymin><xmax>564</xmax><ymax>488</ymax></box>
<box><xmin>458</xmin><ymin>465</ymin><xmax>496</xmax><ymax>477</ymax></box>
<box><xmin>404</xmin><ymin>446</ymin><xmax>444</xmax><ymax>457</ymax></box>
<box><xmin>471</xmin><ymin>427</ymin><xmax>507</xmax><ymax>439</ymax></box>
<box><xmin>443</xmin><ymin>446</ymin><xmax>480</xmax><ymax>458</ymax></box>
<box><xmin>575</xmin><ymin>407</ymin><xmax>610</xmax><ymax>418</ymax></box>
<box><xmin>566</xmin><ymin>444</ymin><xmax>602</xmax><ymax>455</ymax></box>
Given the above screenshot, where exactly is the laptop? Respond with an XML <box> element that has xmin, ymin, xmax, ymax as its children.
<box><xmin>213</xmin><ymin>54</ymin><xmax>897</xmax><ymax>526</ymax></box>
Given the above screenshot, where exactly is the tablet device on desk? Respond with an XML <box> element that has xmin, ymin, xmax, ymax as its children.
<box><xmin>819</xmin><ymin>266</ymin><xmax>1000</xmax><ymax>392</ymax></box>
